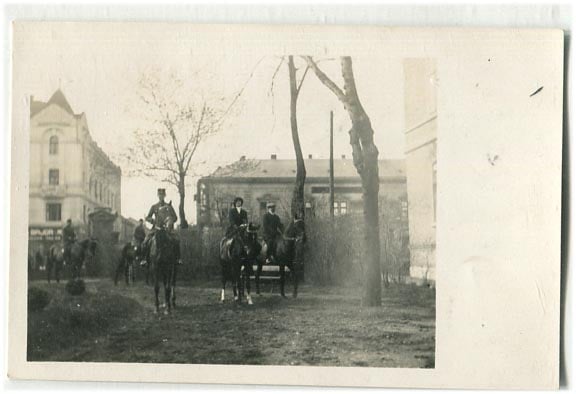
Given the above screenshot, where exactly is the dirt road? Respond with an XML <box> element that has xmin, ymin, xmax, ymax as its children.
<box><xmin>28</xmin><ymin>278</ymin><xmax>435</xmax><ymax>368</ymax></box>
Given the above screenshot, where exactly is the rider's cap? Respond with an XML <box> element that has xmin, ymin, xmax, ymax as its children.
<box><xmin>157</xmin><ymin>188</ymin><xmax>166</xmax><ymax>195</ymax></box>
<box><xmin>66</xmin><ymin>218</ymin><xmax>72</xmax><ymax>223</ymax></box>
<box><xmin>266</xmin><ymin>202</ymin><xmax>276</xmax><ymax>208</ymax></box>
<box><xmin>233</xmin><ymin>196</ymin><xmax>244</xmax><ymax>205</ymax></box>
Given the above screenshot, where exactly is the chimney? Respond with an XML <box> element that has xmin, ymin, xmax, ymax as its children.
<box><xmin>240</xmin><ymin>155</ymin><xmax>246</xmax><ymax>161</ymax></box>
<box><xmin>271</xmin><ymin>154</ymin><xmax>277</xmax><ymax>160</ymax></box>
<box><xmin>341</xmin><ymin>154</ymin><xmax>346</xmax><ymax>159</ymax></box>
<box><xmin>308</xmin><ymin>154</ymin><xmax>313</xmax><ymax>159</ymax></box>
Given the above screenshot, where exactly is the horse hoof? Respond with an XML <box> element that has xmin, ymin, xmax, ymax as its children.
<box><xmin>247</xmin><ymin>298</ymin><xmax>253</xmax><ymax>305</ymax></box>
<box><xmin>164</xmin><ymin>309</ymin><xmax>169</xmax><ymax>315</ymax></box>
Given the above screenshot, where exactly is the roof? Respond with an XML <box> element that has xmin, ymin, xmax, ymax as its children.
<box><xmin>205</xmin><ymin>158</ymin><xmax>405</xmax><ymax>181</ymax></box>
<box><xmin>30</xmin><ymin>89</ymin><xmax>78</xmax><ymax>118</ymax></box>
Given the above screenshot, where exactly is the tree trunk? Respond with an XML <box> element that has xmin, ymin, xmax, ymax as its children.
<box><xmin>305</xmin><ymin>56</ymin><xmax>382</xmax><ymax>306</ymax></box>
<box><xmin>288</xmin><ymin>56</ymin><xmax>307</xmax><ymax>220</ymax></box>
<box><xmin>341</xmin><ymin>57</ymin><xmax>382</xmax><ymax>306</ymax></box>
<box><xmin>178</xmin><ymin>176</ymin><xmax>188</xmax><ymax>229</ymax></box>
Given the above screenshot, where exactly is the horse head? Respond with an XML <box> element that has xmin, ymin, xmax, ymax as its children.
<box><xmin>243</xmin><ymin>223</ymin><xmax>261</xmax><ymax>257</ymax></box>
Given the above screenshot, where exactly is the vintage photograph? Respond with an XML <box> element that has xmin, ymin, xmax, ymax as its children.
<box><xmin>21</xmin><ymin>24</ymin><xmax>436</xmax><ymax>368</ymax></box>
<box><xmin>9</xmin><ymin>19</ymin><xmax>564</xmax><ymax>389</ymax></box>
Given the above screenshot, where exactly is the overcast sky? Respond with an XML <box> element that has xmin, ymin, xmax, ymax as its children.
<box><xmin>18</xmin><ymin>24</ymin><xmax>406</xmax><ymax>223</ymax></box>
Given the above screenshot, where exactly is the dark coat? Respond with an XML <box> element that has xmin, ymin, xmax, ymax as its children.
<box><xmin>63</xmin><ymin>224</ymin><xmax>76</xmax><ymax>245</ymax></box>
<box><xmin>228</xmin><ymin>207</ymin><xmax>248</xmax><ymax>228</ymax></box>
<box><xmin>146</xmin><ymin>201</ymin><xmax>177</xmax><ymax>227</ymax></box>
<box><xmin>133</xmin><ymin>224</ymin><xmax>146</xmax><ymax>242</ymax></box>
<box><xmin>263</xmin><ymin>212</ymin><xmax>283</xmax><ymax>240</ymax></box>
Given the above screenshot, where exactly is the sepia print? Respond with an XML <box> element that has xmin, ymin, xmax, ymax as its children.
<box><xmin>10</xmin><ymin>23</ymin><xmax>562</xmax><ymax>389</ymax></box>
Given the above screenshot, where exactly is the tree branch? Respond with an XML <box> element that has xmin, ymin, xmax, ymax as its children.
<box><xmin>296</xmin><ymin>65</ymin><xmax>310</xmax><ymax>97</ymax></box>
<box><xmin>218</xmin><ymin>56</ymin><xmax>264</xmax><ymax>124</ymax></box>
<box><xmin>301</xmin><ymin>56</ymin><xmax>346</xmax><ymax>103</ymax></box>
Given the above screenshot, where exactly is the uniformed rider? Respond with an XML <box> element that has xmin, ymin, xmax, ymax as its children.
<box><xmin>141</xmin><ymin>188</ymin><xmax>180</xmax><ymax>265</ymax></box>
<box><xmin>62</xmin><ymin>218</ymin><xmax>76</xmax><ymax>265</ymax></box>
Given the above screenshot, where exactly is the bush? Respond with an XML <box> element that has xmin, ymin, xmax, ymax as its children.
<box><xmin>65</xmin><ymin>279</ymin><xmax>86</xmax><ymax>295</ymax></box>
<box><xmin>28</xmin><ymin>287</ymin><xmax>51</xmax><ymax>312</ymax></box>
<box><xmin>304</xmin><ymin>197</ymin><xmax>410</xmax><ymax>287</ymax></box>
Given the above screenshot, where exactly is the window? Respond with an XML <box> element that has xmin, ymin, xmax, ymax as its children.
<box><xmin>334</xmin><ymin>201</ymin><xmax>348</xmax><ymax>216</ymax></box>
<box><xmin>46</xmin><ymin>203</ymin><xmax>61</xmax><ymax>222</ymax></box>
<box><xmin>49</xmin><ymin>135</ymin><xmax>59</xmax><ymax>155</ymax></box>
<box><xmin>401</xmin><ymin>199</ymin><xmax>408</xmax><ymax>220</ymax></box>
<box><xmin>48</xmin><ymin>169</ymin><xmax>59</xmax><ymax>185</ymax></box>
<box><xmin>305</xmin><ymin>201</ymin><xmax>314</xmax><ymax>217</ymax></box>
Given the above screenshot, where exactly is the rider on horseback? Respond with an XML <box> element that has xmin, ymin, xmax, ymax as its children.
<box><xmin>226</xmin><ymin>197</ymin><xmax>248</xmax><ymax>238</ymax></box>
<box><xmin>141</xmin><ymin>188</ymin><xmax>181</xmax><ymax>266</ymax></box>
<box><xmin>62</xmin><ymin>219</ymin><xmax>76</xmax><ymax>265</ymax></box>
<box><xmin>262</xmin><ymin>202</ymin><xmax>284</xmax><ymax>264</ymax></box>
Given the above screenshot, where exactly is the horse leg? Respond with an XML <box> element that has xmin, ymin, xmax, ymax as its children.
<box><xmin>232</xmin><ymin>267</ymin><xmax>239</xmax><ymax>302</ymax></box>
<box><xmin>114</xmin><ymin>259</ymin><xmax>121</xmax><ymax>286</ymax></box>
<box><xmin>164</xmin><ymin>276</ymin><xmax>171</xmax><ymax>315</ymax></box>
<box><xmin>220</xmin><ymin>262</ymin><xmax>226</xmax><ymax>302</ymax></box>
<box><xmin>56</xmin><ymin>261</ymin><xmax>61</xmax><ymax>283</ymax></box>
<box><xmin>245</xmin><ymin>265</ymin><xmax>253</xmax><ymax>305</ymax></box>
<box><xmin>47</xmin><ymin>260</ymin><xmax>52</xmax><ymax>284</ymax></box>
<box><xmin>280</xmin><ymin>263</ymin><xmax>286</xmax><ymax>297</ymax></box>
<box><xmin>125</xmin><ymin>261</ymin><xmax>130</xmax><ymax>285</ymax></box>
<box><xmin>154</xmin><ymin>281</ymin><xmax>160</xmax><ymax>314</ymax></box>
<box><xmin>171</xmin><ymin>266</ymin><xmax>177</xmax><ymax>309</ymax></box>
<box><xmin>291</xmin><ymin>262</ymin><xmax>299</xmax><ymax>298</ymax></box>
<box><xmin>234</xmin><ymin>262</ymin><xmax>241</xmax><ymax>302</ymax></box>
<box><xmin>237</xmin><ymin>263</ymin><xmax>244</xmax><ymax>303</ymax></box>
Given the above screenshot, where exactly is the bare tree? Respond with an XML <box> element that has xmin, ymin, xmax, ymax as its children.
<box><xmin>124</xmin><ymin>72</ymin><xmax>228</xmax><ymax>228</ymax></box>
<box><xmin>303</xmin><ymin>56</ymin><xmax>382</xmax><ymax>306</ymax></box>
<box><xmin>287</xmin><ymin>56</ymin><xmax>309</xmax><ymax>220</ymax></box>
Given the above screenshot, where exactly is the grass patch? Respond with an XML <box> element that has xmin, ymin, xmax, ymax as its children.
<box><xmin>27</xmin><ymin>285</ymin><xmax>144</xmax><ymax>361</ymax></box>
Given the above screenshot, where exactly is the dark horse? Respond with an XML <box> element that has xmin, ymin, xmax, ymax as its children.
<box><xmin>219</xmin><ymin>225</ymin><xmax>253</xmax><ymax>304</ymax></box>
<box><xmin>252</xmin><ymin>232</ymin><xmax>303</xmax><ymax>298</ymax></box>
<box><xmin>149</xmin><ymin>228</ymin><xmax>178</xmax><ymax>314</ymax></box>
<box><xmin>114</xmin><ymin>241</ymin><xmax>140</xmax><ymax>286</ymax></box>
<box><xmin>48</xmin><ymin>238</ymin><xmax>98</xmax><ymax>282</ymax></box>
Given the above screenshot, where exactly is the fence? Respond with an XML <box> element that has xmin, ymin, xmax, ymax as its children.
<box><xmin>179</xmin><ymin>199</ymin><xmax>410</xmax><ymax>286</ymax></box>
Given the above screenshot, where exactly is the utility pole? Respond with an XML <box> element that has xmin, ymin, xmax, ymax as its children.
<box><xmin>329</xmin><ymin>110</ymin><xmax>335</xmax><ymax>220</ymax></box>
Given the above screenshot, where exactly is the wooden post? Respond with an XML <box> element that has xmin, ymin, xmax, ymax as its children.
<box><xmin>329</xmin><ymin>110</ymin><xmax>335</xmax><ymax>220</ymax></box>
<box><xmin>328</xmin><ymin>111</ymin><xmax>335</xmax><ymax>283</ymax></box>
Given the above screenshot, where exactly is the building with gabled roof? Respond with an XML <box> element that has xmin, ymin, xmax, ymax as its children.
<box><xmin>196</xmin><ymin>154</ymin><xmax>408</xmax><ymax>228</ymax></box>
<box><xmin>28</xmin><ymin>90</ymin><xmax>125</xmax><ymax>259</ymax></box>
